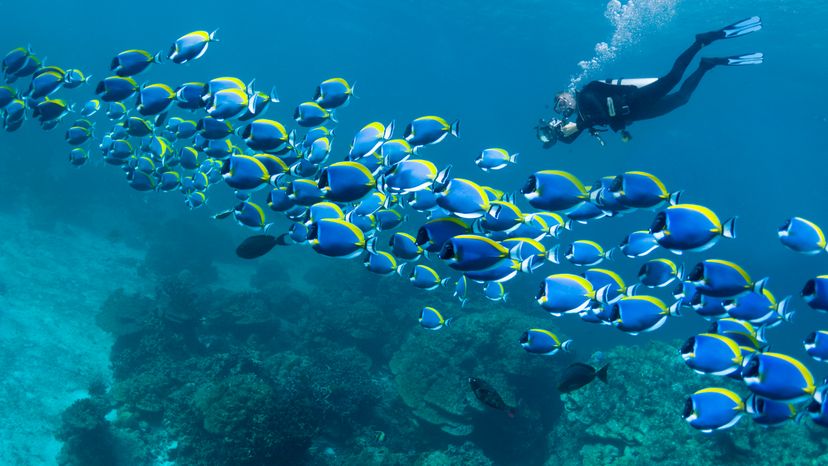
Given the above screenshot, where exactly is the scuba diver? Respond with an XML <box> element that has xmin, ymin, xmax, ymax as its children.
<box><xmin>537</xmin><ymin>16</ymin><xmax>763</xmax><ymax>147</ymax></box>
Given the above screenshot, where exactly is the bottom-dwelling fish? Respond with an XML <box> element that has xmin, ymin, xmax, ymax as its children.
<box><xmin>557</xmin><ymin>362</ymin><xmax>609</xmax><ymax>393</ymax></box>
<box><xmin>468</xmin><ymin>377</ymin><xmax>516</xmax><ymax>417</ymax></box>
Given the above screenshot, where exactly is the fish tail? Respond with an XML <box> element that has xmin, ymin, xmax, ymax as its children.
<box><xmin>450</xmin><ymin>119</ymin><xmax>460</xmax><ymax>138</ymax></box>
<box><xmin>722</xmin><ymin>217</ymin><xmax>737</xmax><ymax>239</ymax></box>
<box><xmin>596</xmin><ymin>364</ymin><xmax>609</xmax><ymax>383</ymax></box>
<box><xmin>668</xmin><ymin>190</ymin><xmax>683</xmax><ymax>205</ymax></box>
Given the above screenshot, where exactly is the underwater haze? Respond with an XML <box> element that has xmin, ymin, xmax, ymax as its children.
<box><xmin>1</xmin><ymin>0</ymin><xmax>828</xmax><ymax>464</ymax></box>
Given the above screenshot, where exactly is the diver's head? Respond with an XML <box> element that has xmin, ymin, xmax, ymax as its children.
<box><xmin>554</xmin><ymin>91</ymin><xmax>577</xmax><ymax>117</ymax></box>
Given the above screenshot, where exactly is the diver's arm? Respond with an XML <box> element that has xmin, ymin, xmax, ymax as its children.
<box><xmin>558</xmin><ymin>122</ymin><xmax>583</xmax><ymax>144</ymax></box>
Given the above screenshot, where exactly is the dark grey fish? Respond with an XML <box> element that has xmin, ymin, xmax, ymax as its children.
<box><xmin>235</xmin><ymin>234</ymin><xmax>279</xmax><ymax>259</ymax></box>
<box><xmin>557</xmin><ymin>363</ymin><xmax>609</xmax><ymax>393</ymax></box>
<box><xmin>469</xmin><ymin>377</ymin><xmax>516</xmax><ymax>417</ymax></box>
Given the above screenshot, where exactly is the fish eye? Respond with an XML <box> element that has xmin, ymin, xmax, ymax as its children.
<box><xmin>521</xmin><ymin>175</ymin><xmax>537</xmax><ymax>194</ymax></box>
<box><xmin>682</xmin><ymin>397</ymin><xmax>694</xmax><ymax>418</ymax></box>
<box><xmin>306</xmin><ymin>223</ymin><xmax>319</xmax><ymax>240</ymax></box>
<box><xmin>415</xmin><ymin>227</ymin><xmax>429</xmax><ymax>246</ymax></box>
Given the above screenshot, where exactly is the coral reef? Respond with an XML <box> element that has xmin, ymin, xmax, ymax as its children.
<box><xmin>544</xmin><ymin>340</ymin><xmax>828</xmax><ymax>466</ymax></box>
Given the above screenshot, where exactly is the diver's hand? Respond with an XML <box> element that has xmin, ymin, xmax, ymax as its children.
<box><xmin>559</xmin><ymin>122</ymin><xmax>578</xmax><ymax>137</ymax></box>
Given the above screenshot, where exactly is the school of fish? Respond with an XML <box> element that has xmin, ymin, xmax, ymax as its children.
<box><xmin>4</xmin><ymin>30</ymin><xmax>828</xmax><ymax>433</ymax></box>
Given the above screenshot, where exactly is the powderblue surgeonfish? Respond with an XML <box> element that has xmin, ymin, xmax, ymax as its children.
<box><xmin>744</xmin><ymin>394</ymin><xmax>796</xmax><ymax>427</ymax></box>
<box><xmin>380</xmin><ymin>138</ymin><xmax>413</xmax><ymax>166</ymax></box>
<box><xmin>419</xmin><ymin>306</ymin><xmax>451</xmax><ymax>330</ymax></box>
<box><xmin>454</xmin><ymin>276</ymin><xmax>470</xmax><ymax>307</ymax></box>
<box><xmin>408</xmin><ymin>264</ymin><xmax>449</xmax><ymax>290</ymax></box>
<box><xmin>207</xmin><ymin>87</ymin><xmax>249</xmax><ymax>119</ymax></box>
<box><xmin>314</xmin><ymin>77</ymin><xmax>354</xmax><ymax>109</ymax></box>
<box><xmin>136</xmin><ymin>83</ymin><xmax>175</xmax><ymax>116</ymax></box>
<box><xmin>804</xmin><ymin>331</ymin><xmax>828</xmax><ymax>362</ymax></box>
<box><xmin>519</xmin><ymin>329</ymin><xmax>572</xmax><ymax>356</ymax></box>
<box><xmin>307</xmin><ymin>218</ymin><xmax>373</xmax><ymax>258</ymax></box>
<box><xmin>176</xmin><ymin>82</ymin><xmax>208</xmax><ymax>110</ymax></box>
<box><xmin>609</xmin><ymin>171</ymin><xmax>681</xmax><ymax>209</ymax></box>
<box><xmin>741</xmin><ymin>352</ymin><xmax>815</xmax><ymax>402</ymax></box>
<box><xmin>802</xmin><ymin>276</ymin><xmax>828</xmax><ymax>313</ymax></box>
<box><xmin>463</xmin><ymin>258</ymin><xmax>522</xmax><ymax>283</ymax></box>
<box><xmin>111</xmin><ymin>49</ymin><xmax>160</xmax><ymax>77</ymax></box>
<box><xmin>778</xmin><ymin>217</ymin><xmax>827</xmax><ymax>254</ymax></box>
<box><xmin>483</xmin><ymin>281</ymin><xmax>508</xmax><ymax>302</ymax></box>
<box><xmin>687</xmin><ymin>259</ymin><xmax>766</xmax><ymax>298</ymax></box>
<box><xmin>723</xmin><ymin>289</ymin><xmax>793</xmax><ymax>327</ymax></box>
<box><xmin>580</xmin><ymin>268</ymin><xmax>627</xmax><ymax>323</ymax></box>
<box><xmin>294</xmin><ymin>101</ymin><xmax>334</xmax><ymax>127</ymax></box>
<box><xmin>380</xmin><ymin>159</ymin><xmax>446</xmax><ymax>194</ymax></box>
<box><xmin>96</xmin><ymin>76</ymin><xmax>139</xmax><ymax>102</ymax></box>
<box><xmin>349</xmin><ymin>121</ymin><xmax>393</xmax><ymax>159</ymax></box>
<box><xmin>363</xmin><ymin>251</ymin><xmax>397</xmax><ymax>275</ymax></box>
<box><xmin>416</xmin><ymin>217</ymin><xmax>470</xmax><ymax>253</ymax></box>
<box><xmin>537</xmin><ymin>273</ymin><xmax>602</xmax><ymax>316</ymax></box>
<box><xmin>650</xmin><ymin>204</ymin><xmax>736</xmax><ymax>254</ymax></box>
<box><xmin>609</xmin><ymin>296</ymin><xmax>678</xmax><ymax>335</ymax></box>
<box><xmin>637</xmin><ymin>258</ymin><xmax>682</xmax><ymax>288</ymax></box>
<box><xmin>64</xmin><ymin>69</ymin><xmax>91</xmax><ymax>89</ymax></box>
<box><xmin>680</xmin><ymin>333</ymin><xmax>742</xmax><ymax>375</ymax></box>
<box><xmin>28</xmin><ymin>69</ymin><xmax>64</xmax><ymax>99</ymax></box>
<box><xmin>239</xmin><ymin>119</ymin><xmax>292</xmax><ymax>152</ymax></box>
<box><xmin>389</xmin><ymin>232</ymin><xmax>423</xmax><ymax>261</ymax></box>
<box><xmin>708</xmin><ymin>318</ymin><xmax>764</xmax><ymax>350</ymax></box>
<box><xmin>221</xmin><ymin>155</ymin><xmax>269</xmax><ymax>191</ymax></box>
<box><xmin>475</xmin><ymin>148</ymin><xmax>518</xmax><ymax>171</ymax></box>
<box><xmin>683</xmin><ymin>388</ymin><xmax>744</xmax><ymax>433</ymax></box>
<box><xmin>433</xmin><ymin>177</ymin><xmax>490</xmax><ymax>219</ymax></box>
<box><xmin>68</xmin><ymin>148</ymin><xmax>88</xmax><ymax>166</ymax></box>
<box><xmin>440</xmin><ymin>235</ymin><xmax>510</xmax><ymax>272</ymax></box>
<box><xmin>374</xmin><ymin>209</ymin><xmax>405</xmax><ymax>231</ymax></box>
<box><xmin>317</xmin><ymin>161</ymin><xmax>375</xmax><ymax>202</ymax></box>
<box><xmin>554</xmin><ymin>240</ymin><xmax>607</xmax><ymax>267</ymax></box>
<box><xmin>404</xmin><ymin>115</ymin><xmax>459</xmax><ymax>147</ymax></box>
<box><xmin>168</xmin><ymin>30</ymin><xmax>218</xmax><ymax>64</ymax></box>
<box><xmin>480</xmin><ymin>201</ymin><xmax>526</xmax><ymax>233</ymax></box>
<box><xmin>522</xmin><ymin>170</ymin><xmax>588</xmax><ymax>212</ymax></box>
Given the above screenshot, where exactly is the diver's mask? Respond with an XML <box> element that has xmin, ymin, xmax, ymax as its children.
<box><xmin>553</xmin><ymin>91</ymin><xmax>577</xmax><ymax>118</ymax></box>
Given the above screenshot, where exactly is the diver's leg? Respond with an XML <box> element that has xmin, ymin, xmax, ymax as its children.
<box><xmin>634</xmin><ymin>40</ymin><xmax>704</xmax><ymax>102</ymax></box>
<box><xmin>634</xmin><ymin>62</ymin><xmax>711</xmax><ymax>121</ymax></box>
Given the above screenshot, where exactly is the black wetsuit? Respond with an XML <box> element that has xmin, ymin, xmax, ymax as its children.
<box><xmin>560</xmin><ymin>39</ymin><xmax>712</xmax><ymax>143</ymax></box>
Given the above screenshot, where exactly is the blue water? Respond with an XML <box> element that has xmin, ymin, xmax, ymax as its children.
<box><xmin>1</xmin><ymin>0</ymin><xmax>827</xmax><ymax>464</ymax></box>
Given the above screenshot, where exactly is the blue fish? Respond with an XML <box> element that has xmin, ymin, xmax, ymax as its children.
<box><xmin>96</xmin><ymin>76</ymin><xmax>139</xmax><ymax>102</ymax></box>
<box><xmin>483</xmin><ymin>281</ymin><xmax>508</xmax><ymax>302</ymax></box>
<box><xmin>637</xmin><ymin>258</ymin><xmax>682</xmax><ymax>288</ymax></box>
<box><xmin>650</xmin><ymin>204</ymin><xmax>736</xmax><ymax>254</ymax></box>
<box><xmin>612</xmin><ymin>231</ymin><xmax>660</xmax><ymax>259</ymax></box>
<box><xmin>137</xmin><ymin>83</ymin><xmax>175</xmax><ymax>116</ymax></box>
<box><xmin>294</xmin><ymin>101</ymin><xmax>334</xmax><ymax>127</ymax></box>
<box><xmin>111</xmin><ymin>49</ymin><xmax>160</xmax><ymax>77</ymax></box>
<box><xmin>380</xmin><ymin>138</ymin><xmax>413</xmax><ymax>166</ymax></box>
<box><xmin>363</xmin><ymin>251</ymin><xmax>397</xmax><ymax>275</ymax></box>
<box><xmin>742</xmin><ymin>352</ymin><xmax>815</xmax><ymax>402</ymax></box>
<box><xmin>168</xmin><ymin>30</ymin><xmax>218</xmax><ymax>64</ymax></box>
<box><xmin>389</xmin><ymin>232</ymin><xmax>423</xmax><ymax>261</ymax></box>
<box><xmin>609</xmin><ymin>171</ymin><xmax>681</xmax><ymax>209</ymax></box>
<box><xmin>307</xmin><ymin>218</ymin><xmax>373</xmax><ymax>258</ymax></box>
<box><xmin>537</xmin><ymin>273</ymin><xmax>602</xmax><ymax>316</ymax></box>
<box><xmin>556</xmin><ymin>240</ymin><xmax>607</xmax><ymax>267</ymax></box>
<box><xmin>207</xmin><ymin>87</ymin><xmax>249</xmax><ymax>120</ymax></box>
<box><xmin>802</xmin><ymin>276</ymin><xmax>828</xmax><ymax>313</ymax></box>
<box><xmin>318</xmin><ymin>161</ymin><xmax>376</xmax><ymax>202</ymax></box>
<box><xmin>476</xmin><ymin>148</ymin><xmax>518</xmax><ymax>171</ymax></box>
<box><xmin>289</xmin><ymin>179</ymin><xmax>326</xmax><ymax>206</ymax></box>
<box><xmin>463</xmin><ymin>258</ymin><xmax>522</xmax><ymax>283</ymax></box>
<box><xmin>176</xmin><ymin>82</ymin><xmax>208</xmax><ymax>110</ymax></box>
<box><xmin>609</xmin><ymin>296</ymin><xmax>678</xmax><ymax>335</ymax></box>
<box><xmin>804</xmin><ymin>331</ymin><xmax>828</xmax><ymax>362</ymax></box>
<box><xmin>221</xmin><ymin>155</ymin><xmax>270</xmax><ymax>191</ymax></box>
<box><xmin>519</xmin><ymin>329</ymin><xmax>572</xmax><ymax>355</ymax></box>
<box><xmin>314</xmin><ymin>77</ymin><xmax>354</xmax><ymax>109</ymax></box>
<box><xmin>680</xmin><ymin>333</ymin><xmax>742</xmax><ymax>376</ymax></box>
<box><xmin>454</xmin><ymin>276</ymin><xmax>470</xmax><ymax>307</ymax></box>
<box><xmin>68</xmin><ymin>148</ymin><xmax>89</xmax><ymax>166</ymax></box>
<box><xmin>687</xmin><ymin>259</ymin><xmax>766</xmax><ymax>298</ymax></box>
<box><xmin>408</xmin><ymin>264</ymin><xmax>449</xmax><ymax>290</ymax></box>
<box><xmin>380</xmin><ymin>159</ymin><xmax>447</xmax><ymax>195</ymax></box>
<box><xmin>404</xmin><ymin>115</ymin><xmax>459</xmax><ymax>147</ymax></box>
<box><xmin>778</xmin><ymin>217</ymin><xmax>827</xmax><ymax>254</ymax></box>
<box><xmin>723</xmin><ymin>289</ymin><xmax>793</xmax><ymax>326</ymax></box>
<box><xmin>433</xmin><ymin>178</ymin><xmax>490</xmax><ymax>219</ymax></box>
<box><xmin>522</xmin><ymin>170</ymin><xmax>588</xmax><ymax>212</ymax></box>
<box><xmin>440</xmin><ymin>235</ymin><xmax>510</xmax><ymax>272</ymax></box>
<box><xmin>374</xmin><ymin>209</ymin><xmax>405</xmax><ymax>231</ymax></box>
<box><xmin>414</xmin><ymin>217</ymin><xmax>469</xmax><ymax>253</ymax></box>
<box><xmin>480</xmin><ymin>201</ymin><xmax>526</xmax><ymax>233</ymax></box>
<box><xmin>744</xmin><ymin>394</ymin><xmax>796</xmax><ymax>427</ymax></box>
<box><xmin>580</xmin><ymin>268</ymin><xmax>627</xmax><ymax>323</ymax></box>
<box><xmin>419</xmin><ymin>306</ymin><xmax>451</xmax><ymax>330</ymax></box>
<box><xmin>683</xmin><ymin>388</ymin><xmax>744</xmax><ymax>433</ymax></box>
<box><xmin>349</xmin><ymin>121</ymin><xmax>393</xmax><ymax>159</ymax></box>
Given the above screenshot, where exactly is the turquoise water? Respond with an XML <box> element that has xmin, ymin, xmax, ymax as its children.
<box><xmin>1</xmin><ymin>1</ymin><xmax>827</xmax><ymax>464</ymax></box>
